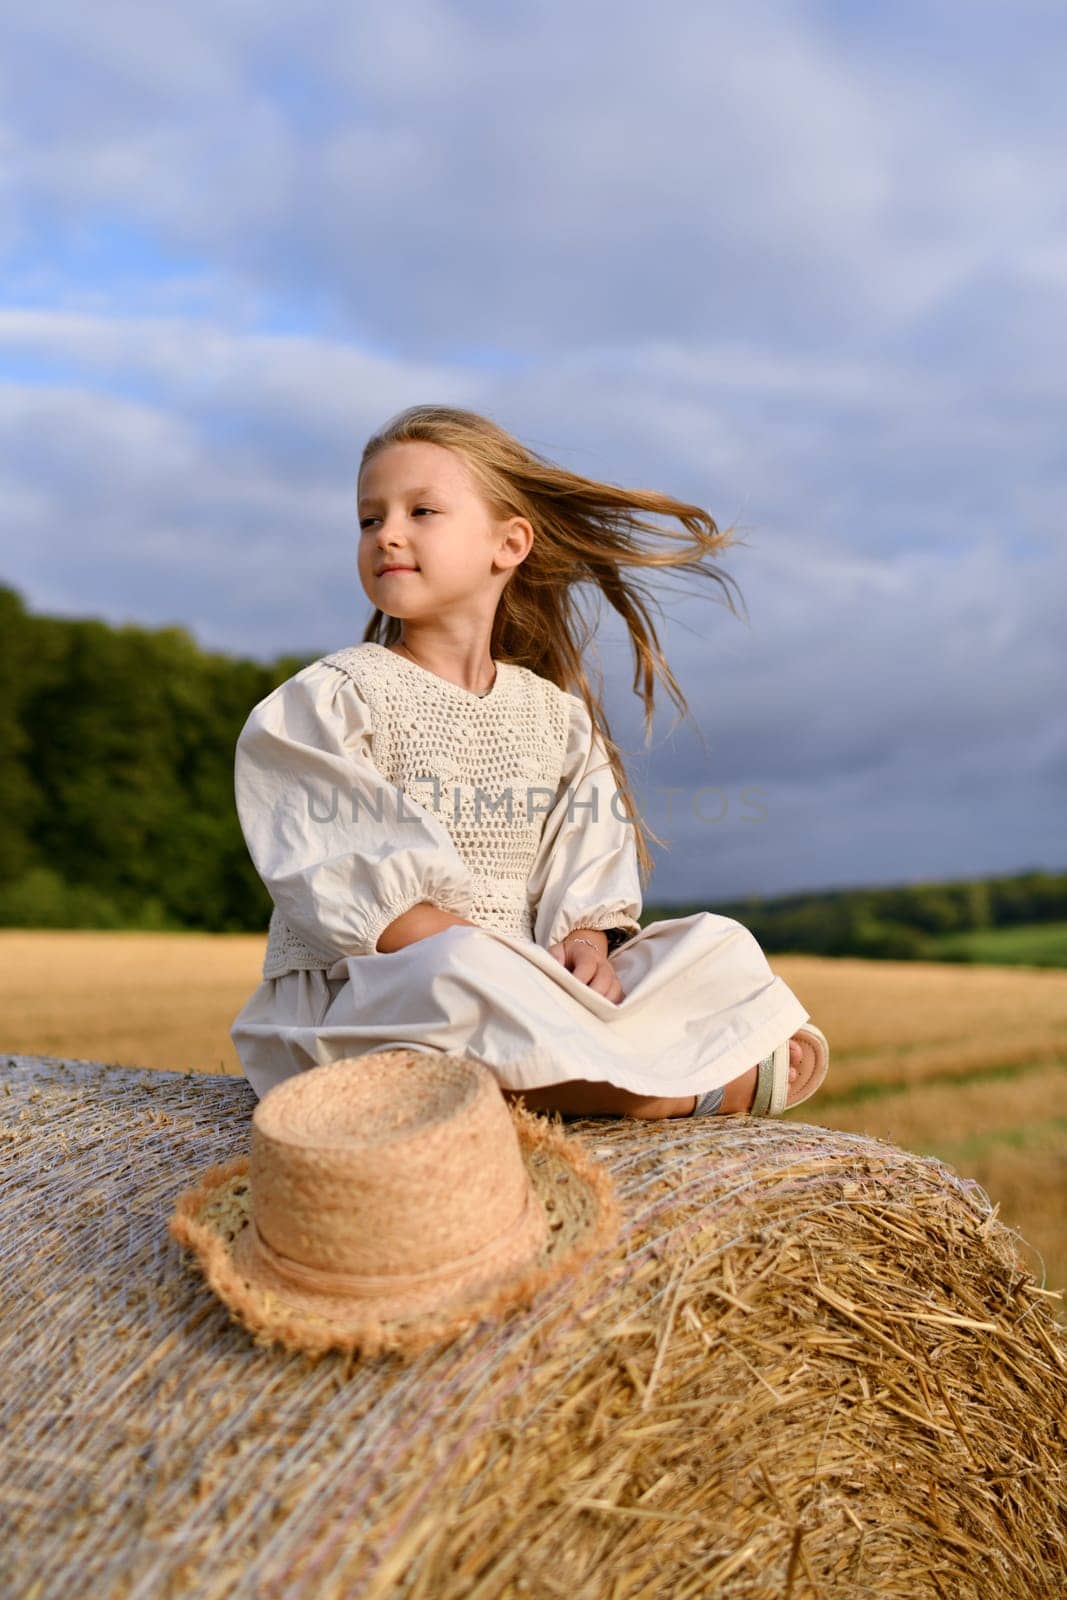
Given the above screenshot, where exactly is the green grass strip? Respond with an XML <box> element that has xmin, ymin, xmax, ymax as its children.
<box><xmin>914</xmin><ymin>1114</ymin><xmax>1067</xmax><ymax>1164</ymax></box>
<box><xmin>818</xmin><ymin>1056</ymin><xmax>1067</xmax><ymax>1108</ymax></box>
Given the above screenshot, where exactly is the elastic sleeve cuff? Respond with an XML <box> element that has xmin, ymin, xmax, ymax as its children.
<box><xmin>357</xmin><ymin>885</ymin><xmax>474</xmax><ymax>956</ymax></box>
<box><xmin>554</xmin><ymin>909</ymin><xmax>643</xmax><ymax>945</ymax></box>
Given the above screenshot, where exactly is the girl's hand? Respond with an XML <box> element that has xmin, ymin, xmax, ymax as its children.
<box><xmin>548</xmin><ymin>933</ymin><xmax>625</xmax><ymax>1004</ymax></box>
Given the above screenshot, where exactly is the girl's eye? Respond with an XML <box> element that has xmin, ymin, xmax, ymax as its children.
<box><xmin>359</xmin><ymin>507</ymin><xmax>435</xmax><ymax>529</ymax></box>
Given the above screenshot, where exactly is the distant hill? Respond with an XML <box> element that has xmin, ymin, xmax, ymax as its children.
<box><xmin>651</xmin><ymin>870</ymin><xmax>1067</xmax><ymax>966</ymax></box>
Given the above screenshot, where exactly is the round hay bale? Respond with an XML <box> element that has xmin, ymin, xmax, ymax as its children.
<box><xmin>2</xmin><ymin>1055</ymin><xmax>1065</xmax><ymax>1600</ymax></box>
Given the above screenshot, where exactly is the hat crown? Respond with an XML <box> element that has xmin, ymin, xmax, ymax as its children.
<box><xmin>249</xmin><ymin>1053</ymin><xmax>544</xmax><ymax>1284</ymax></box>
<box><xmin>171</xmin><ymin>1047</ymin><xmax>622</xmax><ymax>1357</ymax></box>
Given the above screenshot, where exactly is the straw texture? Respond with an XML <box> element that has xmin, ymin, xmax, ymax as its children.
<box><xmin>3</xmin><ymin>1053</ymin><xmax>1065</xmax><ymax>1600</ymax></box>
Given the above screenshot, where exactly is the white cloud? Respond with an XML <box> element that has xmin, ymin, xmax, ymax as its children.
<box><xmin>2</xmin><ymin>0</ymin><xmax>1063</xmax><ymax>348</ymax></box>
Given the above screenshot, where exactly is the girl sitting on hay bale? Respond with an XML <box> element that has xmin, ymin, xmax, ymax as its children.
<box><xmin>229</xmin><ymin>404</ymin><xmax>830</xmax><ymax>1121</ymax></box>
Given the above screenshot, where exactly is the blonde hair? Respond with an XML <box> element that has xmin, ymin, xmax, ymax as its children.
<box><xmin>358</xmin><ymin>404</ymin><xmax>747</xmax><ymax>884</ymax></box>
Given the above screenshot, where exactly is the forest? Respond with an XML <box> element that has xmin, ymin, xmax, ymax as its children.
<box><xmin>2</xmin><ymin>583</ymin><xmax>1064</xmax><ymax>960</ymax></box>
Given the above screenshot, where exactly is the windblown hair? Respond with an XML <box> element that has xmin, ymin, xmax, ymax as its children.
<box><xmin>359</xmin><ymin>404</ymin><xmax>748</xmax><ymax>883</ymax></box>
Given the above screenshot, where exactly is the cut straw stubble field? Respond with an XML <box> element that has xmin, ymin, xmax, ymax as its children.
<box><xmin>1</xmin><ymin>929</ymin><xmax>1065</xmax><ymax>1314</ymax></box>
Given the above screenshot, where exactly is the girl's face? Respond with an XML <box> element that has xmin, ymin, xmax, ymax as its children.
<box><xmin>357</xmin><ymin>441</ymin><xmax>527</xmax><ymax>622</ymax></box>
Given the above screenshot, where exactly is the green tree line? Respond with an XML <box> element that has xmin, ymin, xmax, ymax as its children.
<box><xmin>0</xmin><ymin>583</ymin><xmax>305</xmax><ymax>932</ymax></box>
<box><xmin>2</xmin><ymin>583</ymin><xmax>1064</xmax><ymax>955</ymax></box>
<box><xmin>659</xmin><ymin>872</ymin><xmax>1067</xmax><ymax>962</ymax></box>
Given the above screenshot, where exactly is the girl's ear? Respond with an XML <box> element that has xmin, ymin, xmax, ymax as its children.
<box><xmin>498</xmin><ymin>517</ymin><xmax>534</xmax><ymax>569</ymax></box>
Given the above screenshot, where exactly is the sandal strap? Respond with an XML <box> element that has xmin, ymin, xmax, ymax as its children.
<box><xmin>750</xmin><ymin>1045</ymin><xmax>788</xmax><ymax>1116</ymax></box>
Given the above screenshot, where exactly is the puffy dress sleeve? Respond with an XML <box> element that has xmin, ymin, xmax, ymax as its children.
<box><xmin>527</xmin><ymin>694</ymin><xmax>644</xmax><ymax>950</ymax></box>
<box><xmin>234</xmin><ymin>659</ymin><xmax>475</xmax><ymax>960</ymax></box>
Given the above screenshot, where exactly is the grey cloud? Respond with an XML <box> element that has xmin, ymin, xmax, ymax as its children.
<box><xmin>0</xmin><ymin>1</ymin><xmax>1063</xmax><ymax>898</ymax></box>
<box><xmin>2</xmin><ymin>1</ymin><xmax>1064</xmax><ymax>354</ymax></box>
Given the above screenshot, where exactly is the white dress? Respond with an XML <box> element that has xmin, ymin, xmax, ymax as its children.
<box><xmin>229</xmin><ymin>642</ymin><xmax>811</xmax><ymax>1102</ymax></box>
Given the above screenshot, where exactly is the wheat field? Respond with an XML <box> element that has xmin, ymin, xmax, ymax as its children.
<box><xmin>3</xmin><ymin>929</ymin><xmax>1064</xmax><ymax>1316</ymax></box>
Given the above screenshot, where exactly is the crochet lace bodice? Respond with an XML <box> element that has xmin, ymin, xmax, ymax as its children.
<box><xmin>259</xmin><ymin>643</ymin><xmax>574</xmax><ymax>977</ymax></box>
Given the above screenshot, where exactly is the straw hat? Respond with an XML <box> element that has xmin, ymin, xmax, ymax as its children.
<box><xmin>169</xmin><ymin>1049</ymin><xmax>622</xmax><ymax>1362</ymax></box>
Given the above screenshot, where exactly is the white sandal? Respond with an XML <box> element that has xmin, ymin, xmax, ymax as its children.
<box><xmin>689</xmin><ymin>1024</ymin><xmax>830</xmax><ymax>1118</ymax></box>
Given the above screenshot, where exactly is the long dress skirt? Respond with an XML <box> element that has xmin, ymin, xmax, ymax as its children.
<box><xmin>230</xmin><ymin>911</ymin><xmax>811</xmax><ymax>1103</ymax></box>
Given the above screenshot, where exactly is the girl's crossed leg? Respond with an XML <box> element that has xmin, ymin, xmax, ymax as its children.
<box><xmin>501</xmin><ymin>1038</ymin><xmax>809</xmax><ymax>1120</ymax></box>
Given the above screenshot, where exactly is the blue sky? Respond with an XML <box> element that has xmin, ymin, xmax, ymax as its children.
<box><xmin>0</xmin><ymin>0</ymin><xmax>1063</xmax><ymax>902</ymax></box>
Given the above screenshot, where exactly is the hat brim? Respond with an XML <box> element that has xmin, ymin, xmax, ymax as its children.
<box><xmin>169</xmin><ymin>1099</ymin><xmax>621</xmax><ymax>1362</ymax></box>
